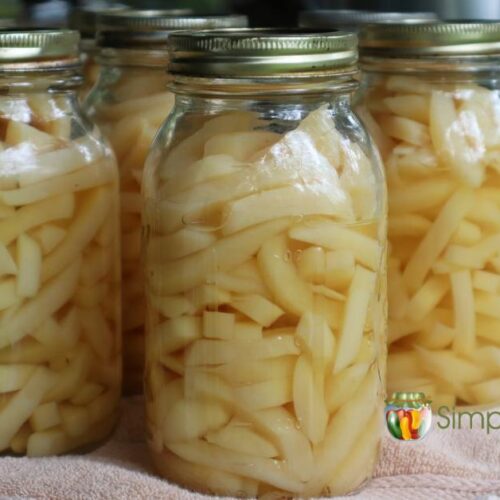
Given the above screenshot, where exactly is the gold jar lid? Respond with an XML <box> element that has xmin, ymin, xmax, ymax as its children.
<box><xmin>0</xmin><ymin>29</ymin><xmax>80</xmax><ymax>63</ymax></box>
<box><xmin>167</xmin><ymin>29</ymin><xmax>358</xmax><ymax>77</ymax></box>
<box><xmin>360</xmin><ymin>22</ymin><xmax>500</xmax><ymax>56</ymax></box>
<box><xmin>97</xmin><ymin>10</ymin><xmax>248</xmax><ymax>49</ymax></box>
<box><xmin>299</xmin><ymin>9</ymin><xmax>438</xmax><ymax>31</ymax></box>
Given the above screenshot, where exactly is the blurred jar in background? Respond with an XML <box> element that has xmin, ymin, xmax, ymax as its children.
<box><xmin>84</xmin><ymin>10</ymin><xmax>248</xmax><ymax>394</ymax></box>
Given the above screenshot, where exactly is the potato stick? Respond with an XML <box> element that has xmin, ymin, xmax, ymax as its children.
<box><xmin>213</xmin><ymin>356</ymin><xmax>294</xmax><ymax>385</ymax></box>
<box><xmin>0</xmin><ymin>279</ymin><xmax>18</xmax><ymax>311</ymax></box>
<box><xmin>231</xmin><ymin>294</ymin><xmax>284</xmax><ymax>326</ymax></box>
<box><xmin>430</xmin><ymin>91</ymin><xmax>485</xmax><ymax>187</ymax></box>
<box><xmin>161</xmin><ymin>154</ymin><xmax>242</xmax><ymax>196</ymax></box>
<box><xmin>150</xmin><ymin>218</ymin><xmax>291</xmax><ymax>295</ymax></box>
<box><xmin>32</xmin><ymin>224</ymin><xmax>66</xmax><ymax>254</ymax></box>
<box><xmin>0</xmin><ymin>259</ymin><xmax>80</xmax><ymax>348</ymax></box>
<box><xmin>75</xmin><ymin>281</ymin><xmax>108</xmax><ymax>308</ymax></box>
<box><xmin>471</xmin><ymin>346</ymin><xmax>500</xmax><ymax>377</ymax></box>
<box><xmin>290</xmin><ymin>220</ymin><xmax>380</xmax><ymax>271</ymax></box>
<box><xmin>450</xmin><ymin>271</ymin><xmax>476</xmax><ymax>355</ymax></box>
<box><xmin>5</xmin><ymin>121</ymin><xmax>59</xmax><ymax>149</ymax></box>
<box><xmin>470</xmin><ymin>378</ymin><xmax>500</xmax><ymax>405</ymax></box>
<box><xmin>355</xmin><ymin>106</ymin><xmax>394</xmax><ymax>160</ymax></box>
<box><xmin>0</xmin><ymin>163</ymin><xmax>114</xmax><ymax>206</ymax></box>
<box><xmin>473</xmin><ymin>270</ymin><xmax>500</xmax><ymax>294</ymax></box>
<box><xmin>388</xmin><ymin>177</ymin><xmax>454</xmax><ymax>214</ymax></box>
<box><xmin>416</xmin><ymin>346</ymin><xmax>485</xmax><ymax>385</ymax></box>
<box><xmin>0</xmin><ymin>366</ymin><xmax>54</xmax><ymax>451</ymax></box>
<box><xmin>60</xmin><ymin>404</ymin><xmax>90</xmax><ymax>437</ymax></box>
<box><xmin>325</xmin><ymin>362</ymin><xmax>369</xmax><ymax>413</ymax></box>
<box><xmin>389</xmin><ymin>317</ymin><xmax>431</xmax><ymax>344</ymax></box>
<box><xmin>403</xmin><ymin>188</ymin><xmax>474</xmax><ymax>292</ymax></box>
<box><xmin>450</xmin><ymin>221</ymin><xmax>482</xmax><ymax>247</ymax></box>
<box><xmin>476</xmin><ymin>316</ymin><xmax>500</xmax><ymax>345</ymax></box>
<box><xmin>292</xmin><ymin>355</ymin><xmax>328</xmax><ymax>444</ymax></box>
<box><xmin>206</xmin><ymin>422</ymin><xmax>278</xmax><ymax>458</ymax></box>
<box><xmin>467</xmin><ymin>197</ymin><xmax>500</xmax><ymax>230</ymax></box>
<box><xmin>169</xmin><ymin>440</ymin><xmax>304</xmax><ymax>493</ymax></box>
<box><xmin>385</xmin><ymin>75</ymin><xmax>434</xmax><ymax>94</ymax></box>
<box><xmin>88</xmin><ymin>389</ymin><xmax>119</xmax><ymax>424</ymax></box>
<box><xmin>9</xmin><ymin>424</ymin><xmax>30</xmax><ymax>454</ymax></box>
<box><xmin>0</xmin><ymin>338</ymin><xmax>66</xmax><ymax>364</ymax></box>
<box><xmin>223</xmin><ymin>185</ymin><xmax>352</xmax><ymax>235</ymax></box>
<box><xmin>79</xmin><ymin>246</ymin><xmax>112</xmax><ymax>287</ymax></box>
<box><xmin>312</xmin><ymin>294</ymin><xmax>342</xmax><ymax>330</ymax></box>
<box><xmin>443</xmin><ymin>245</ymin><xmax>486</xmax><ymax>269</ymax></box>
<box><xmin>234</xmin><ymin>377</ymin><xmax>292</xmax><ymax>411</ymax></box>
<box><xmin>80</xmin><ymin>308</ymin><xmax>113</xmax><ymax>360</ymax></box>
<box><xmin>379</xmin><ymin>115</ymin><xmax>430</xmax><ymax>146</ymax></box>
<box><xmin>388</xmin><ymin>214</ymin><xmax>432</xmax><ymax>237</ymax></box>
<box><xmin>335</xmin><ymin>266</ymin><xmax>376</xmax><ymax>373</ymax></box>
<box><xmin>326</xmin><ymin>411</ymin><xmax>380</xmax><ymax>496</ymax></box>
<box><xmin>148</xmin><ymin>228</ymin><xmax>217</xmax><ymax>262</ymax></box>
<box><xmin>185</xmin><ymin>336</ymin><xmax>299</xmax><ymax>366</ymax></box>
<box><xmin>305</xmin><ymin>367</ymin><xmax>378</xmax><ymax>494</ymax></box>
<box><xmin>0</xmin><ymin>243</ymin><xmax>16</xmax><ymax>276</ymax></box>
<box><xmin>154</xmin><ymin>316</ymin><xmax>202</xmax><ymax>355</ymax></box>
<box><xmin>150</xmin><ymin>294</ymin><xmax>193</xmax><ymax>319</ymax></box>
<box><xmin>325</xmin><ymin>249</ymin><xmax>355</xmax><ymax>290</ymax></box>
<box><xmin>383</xmin><ymin>94</ymin><xmax>430</xmax><ymax>124</ymax></box>
<box><xmin>206</xmin><ymin>271</ymin><xmax>268</xmax><ymax>296</ymax></box>
<box><xmin>153</xmin><ymin>449</ymin><xmax>259</xmax><ymax>498</ymax></box>
<box><xmin>0</xmin><ymin>193</ymin><xmax>74</xmax><ymax>245</ymax></box>
<box><xmin>71</xmin><ymin>382</ymin><xmax>104</xmax><ymax>406</ymax></box>
<box><xmin>295</xmin><ymin>312</ymin><xmax>335</xmax><ymax>364</ymax></box>
<box><xmin>100</xmin><ymin>92</ymin><xmax>174</xmax><ymax>121</ymax></box>
<box><xmin>204</xmin><ymin>130</ymin><xmax>279</xmax><ymax>160</ymax></box>
<box><xmin>408</xmin><ymin>275</ymin><xmax>450</xmax><ymax>322</ymax></box>
<box><xmin>30</xmin><ymin>402</ymin><xmax>61</xmax><ymax>432</ymax></box>
<box><xmin>258</xmin><ymin>234</ymin><xmax>313</xmax><ymax>316</ymax></box>
<box><xmin>388</xmin><ymin>263</ymin><xmax>409</xmax><ymax>320</ymax></box>
<box><xmin>41</xmin><ymin>187</ymin><xmax>112</xmax><ymax>282</ymax></box>
<box><xmin>17</xmin><ymin>233</ymin><xmax>42</xmax><ymax>298</ymax></box>
<box><xmin>18</xmin><ymin>139</ymin><xmax>101</xmax><ymax>187</ymax></box>
<box><xmin>297</xmin><ymin>246</ymin><xmax>325</xmax><ymax>284</ymax></box>
<box><xmin>203</xmin><ymin>311</ymin><xmax>235</xmax><ymax>340</ymax></box>
<box><xmin>0</xmin><ymin>364</ymin><xmax>35</xmax><ymax>393</ymax></box>
<box><xmin>475</xmin><ymin>291</ymin><xmax>500</xmax><ymax>319</ymax></box>
<box><xmin>416</xmin><ymin>322</ymin><xmax>455</xmax><ymax>350</ymax></box>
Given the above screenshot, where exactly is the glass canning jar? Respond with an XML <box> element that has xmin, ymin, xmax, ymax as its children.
<box><xmin>143</xmin><ymin>29</ymin><xmax>387</xmax><ymax>497</ymax></box>
<box><xmin>357</xmin><ymin>22</ymin><xmax>500</xmax><ymax>409</ymax></box>
<box><xmin>0</xmin><ymin>30</ymin><xmax>121</xmax><ymax>456</ymax></box>
<box><xmin>84</xmin><ymin>12</ymin><xmax>248</xmax><ymax>395</ymax></box>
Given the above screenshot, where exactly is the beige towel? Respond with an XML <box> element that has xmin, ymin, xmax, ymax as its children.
<box><xmin>0</xmin><ymin>397</ymin><xmax>499</xmax><ymax>499</ymax></box>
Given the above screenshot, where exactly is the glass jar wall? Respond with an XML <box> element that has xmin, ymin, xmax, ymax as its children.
<box><xmin>357</xmin><ymin>22</ymin><xmax>500</xmax><ymax>409</ymax></box>
<box><xmin>0</xmin><ymin>30</ymin><xmax>121</xmax><ymax>456</ymax></box>
<box><xmin>84</xmin><ymin>12</ymin><xmax>248</xmax><ymax>394</ymax></box>
<box><xmin>143</xmin><ymin>29</ymin><xmax>387</xmax><ymax>497</ymax></box>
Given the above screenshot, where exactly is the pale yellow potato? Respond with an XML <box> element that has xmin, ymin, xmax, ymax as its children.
<box><xmin>204</xmin><ymin>131</ymin><xmax>279</xmax><ymax>161</ymax></box>
<box><xmin>473</xmin><ymin>270</ymin><xmax>500</xmax><ymax>294</ymax></box>
<box><xmin>184</xmin><ymin>370</ymin><xmax>232</xmax><ymax>404</ymax></box>
<box><xmin>60</xmin><ymin>404</ymin><xmax>90</xmax><ymax>437</ymax></box>
<box><xmin>450</xmin><ymin>271</ymin><xmax>476</xmax><ymax>355</ymax></box>
<box><xmin>16</xmin><ymin>233</ymin><xmax>42</xmax><ymax>298</ymax></box>
<box><xmin>383</xmin><ymin>94</ymin><xmax>430</xmax><ymax>124</ymax></box>
<box><xmin>297</xmin><ymin>246</ymin><xmax>325</xmax><ymax>284</ymax></box>
<box><xmin>232</xmin><ymin>322</ymin><xmax>262</xmax><ymax>341</ymax></box>
<box><xmin>292</xmin><ymin>355</ymin><xmax>328</xmax><ymax>444</ymax></box>
<box><xmin>202</xmin><ymin>311</ymin><xmax>235</xmax><ymax>340</ymax></box>
<box><xmin>151</xmin><ymin>218</ymin><xmax>291</xmax><ymax>295</ymax></box>
<box><xmin>290</xmin><ymin>220</ymin><xmax>380</xmax><ymax>271</ymax></box>
<box><xmin>379</xmin><ymin>115</ymin><xmax>430</xmax><ymax>146</ymax></box>
<box><xmin>30</xmin><ymin>402</ymin><xmax>60</xmax><ymax>432</ymax></box>
<box><xmin>150</xmin><ymin>294</ymin><xmax>194</xmax><ymax>319</ymax></box>
<box><xmin>0</xmin><ymin>366</ymin><xmax>54</xmax><ymax>451</ymax></box>
<box><xmin>407</xmin><ymin>275</ymin><xmax>449</xmax><ymax>322</ymax></box>
<box><xmin>206</xmin><ymin>270</ymin><xmax>268</xmax><ymax>297</ymax></box>
<box><xmin>335</xmin><ymin>266</ymin><xmax>376</xmax><ymax>373</ymax></box>
<box><xmin>32</xmin><ymin>224</ymin><xmax>66</xmax><ymax>254</ymax></box>
<box><xmin>231</xmin><ymin>294</ymin><xmax>284</xmax><ymax>327</ymax></box>
<box><xmin>325</xmin><ymin>249</ymin><xmax>355</xmax><ymax>290</ymax></box>
<box><xmin>5</xmin><ymin>121</ymin><xmax>59</xmax><ymax>149</ymax></box>
<box><xmin>0</xmin><ymin>193</ymin><xmax>74</xmax><ymax>246</ymax></box>
<box><xmin>325</xmin><ymin>362</ymin><xmax>369</xmax><ymax>413</ymax></box>
<box><xmin>0</xmin><ymin>364</ymin><xmax>35</xmax><ymax>393</ymax></box>
<box><xmin>70</xmin><ymin>382</ymin><xmax>104</xmax><ymax>406</ymax></box>
<box><xmin>0</xmin><ymin>278</ymin><xmax>19</xmax><ymax>311</ymax></box>
<box><xmin>234</xmin><ymin>377</ymin><xmax>292</xmax><ymax>411</ymax></box>
<box><xmin>153</xmin><ymin>316</ymin><xmax>202</xmax><ymax>355</ymax></box>
<box><xmin>388</xmin><ymin>213</ymin><xmax>431</xmax><ymax>238</ymax></box>
<box><xmin>295</xmin><ymin>311</ymin><xmax>335</xmax><ymax>365</ymax></box>
<box><xmin>257</xmin><ymin>234</ymin><xmax>312</xmax><ymax>315</ymax></box>
<box><xmin>0</xmin><ymin>242</ymin><xmax>17</xmax><ymax>276</ymax></box>
<box><xmin>26</xmin><ymin>428</ymin><xmax>67</xmax><ymax>457</ymax></box>
<box><xmin>80</xmin><ymin>307</ymin><xmax>113</xmax><ymax>360</ymax></box>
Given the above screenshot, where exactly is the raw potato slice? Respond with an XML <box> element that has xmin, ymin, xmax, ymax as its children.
<box><xmin>204</xmin><ymin>131</ymin><xmax>279</xmax><ymax>161</ymax></box>
<box><xmin>403</xmin><ymin>188</ymin><xmax>474</xmax><ymax>292</ymax></box>
<box><xmin>407</xmin><ymin>275</ymin><xmax>449</xmax><ymax>322</ymax></box>
<box><xmin>325</xmin><ymin>362</ymin><xmax>370</xmax><ymax>413</ymax></box>
<box><xmin>168</xmin><ymin>440</ymin><xmax>304</xmax><ymax>494</ymax></box>
<box><xmin>295</xmin><ymin>311</ymin><xmax>335</xmax><ymax>365</ymax></box>
<box><xmin>383</xmin><ymin>94</ymin><xmax>430</xmax><ymax>124</ymax></box>
<box><xmin>290</xmin><ymin>220</ymin><xmax>380</xmax><ymax>271</ymax></box>
<box><xmin>231</xmin><ymin>294</ymin><xmax>284</xmax><ymax>327</ymax></box>
<box><xmin>379</xmin><ymin>115</ymin><xmax>430</xmax><ymax>146</ymax></box>
<box><xmin>30</xmin><ymin>402</ymin><xmax>61</xmax><ymax>432</ymax></box>
<box><xmin>293</xmin><ymin>355</ymin><xmax>328</xmax><ymax>444</ymax></box>
<box><xmin>0</xmin><ymin>367</ymin><xmax>54</xmax><ymax>451</ymax></box>
<box><xmin>0</xmin><ymin>364</ymin><xmax>35</xmax><ymax>393</ymax></box>
<box><xmin>325</xmin><ymin>249</ymin><xmax>355</xmax><ymax>290</ymax></box>
<box><xmin>33</xmin><ymin>224</ymin><xmax>66</xmax><ymax>254</ymax></box>
<box><xmin>234</xmin><ymin>377</ymin><xmax>293</xmax><ymax>411</ymax></box>
<box><xmin>223</xmin><ymin>185</ymin><xmax>351</xmax><ymax>235</ymax></box>
<box><xmin>16</xmin><ymin>233</ymin><xmax>42</xmax><ymax>297</ymax></box>
<box><xmin>297</xmin><ymin>246</ymin><xmax>325</xmax><ymax>284</ymax></box>
<box><xmin>202</xmin><ymin>311</ymin><xmax>235</xmax><ymax>340</ymax></box>
<box><xmin>335</xmin><ymin>266</ymin><xmax>376</xmax><ymax>373</ymax></box>
<box><xmin>206</xmin><ymin>422</ymin><xmax>279</xmax><ymax>458</ymax></box>
<box><xmin>163</xmin><ymin>399</ymin><xmax>231</xmax><ymax>442</ymax></box>
<box><xmin>258</xmin><ymin>234</ymin><xmax>313</xmax><ymax>315</ymax></box>
<box><xmin>151</xmin><ymin>218</ymin><xmax>291</xmax><ymax>295</ymax></box>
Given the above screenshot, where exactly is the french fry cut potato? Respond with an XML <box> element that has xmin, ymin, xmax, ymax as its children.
<box><xmin>85</xmin><ymin>65</ymin><xmax>175</xmax><ymax>395</ymax></box>
<box><xmin>361</xmin><ymin>75</ymin><xmax>500</xmax><ymax>407</ymax></box>
<box><xmin>0</xmin><ymin>90</ymin><xmax>121</xmax><ymax>455</ymax></box>
<box><xmin>143</xmin><ymin>104</ymin><xmax>386</xmax><ymax>496</ymax></box>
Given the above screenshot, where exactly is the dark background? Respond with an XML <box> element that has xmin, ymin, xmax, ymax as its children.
<box><xmin>4</xmin><ymin>0</ymin><xmax>500</xmax><ymax>28</ymax></box>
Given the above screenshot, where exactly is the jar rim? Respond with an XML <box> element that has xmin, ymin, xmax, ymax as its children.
<box><xmin>168</xmin><ymin>28</ymin><xmax>358</xmax><ymax>78</ymax></box>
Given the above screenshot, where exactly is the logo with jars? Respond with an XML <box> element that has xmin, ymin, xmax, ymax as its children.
<box><xmin>385</xmin><ymin>392</ymin><xmax>432</xmax><ymax>441</ymax></box>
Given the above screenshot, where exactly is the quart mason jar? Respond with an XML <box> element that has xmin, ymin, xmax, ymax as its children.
<box><xmin>85</xmin><ymin>12</ymin><xmax>248</xmax><ymax>394</ymax></box>
<box><xmin>0</xmin><ymin>30</ymin><xmax>121</xmax><ymax>456</ymax></box>
<box><xmin>143</xmin><ymin>29</ymin><xmax>387</xmax><ymax>497</ymax></box>
<box><xmin>357</xmin><ymin>23</ymin><xmax>500</xmax><ymax>409</ymax></box>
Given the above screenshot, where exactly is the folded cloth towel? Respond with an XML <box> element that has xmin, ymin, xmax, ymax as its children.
<box><xmin>0</xmin><ymin>397</ymin><xmax>499</xmax><ymax>500</ymax></box>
